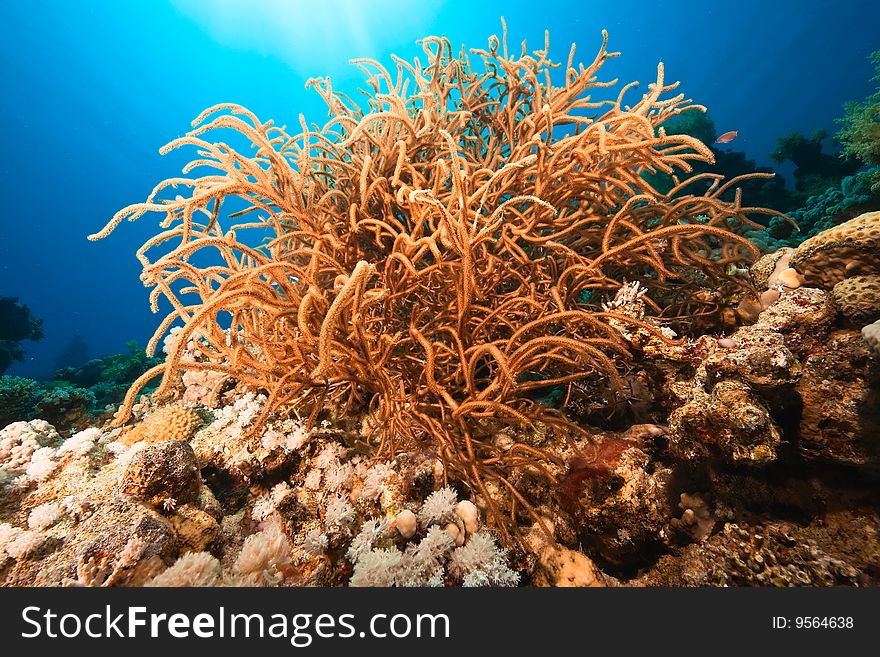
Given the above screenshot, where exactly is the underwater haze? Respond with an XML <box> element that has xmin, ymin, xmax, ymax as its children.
<box><xmin>1</xmin><ymin>0</ymin><xmax>878</xmax><ymax>375</ymax></box>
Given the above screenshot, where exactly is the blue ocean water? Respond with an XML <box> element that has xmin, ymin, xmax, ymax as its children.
<box><xmin>1</xmin><ymin>0</ymin><xmax>878</xmax><ymax>377</ymax></box>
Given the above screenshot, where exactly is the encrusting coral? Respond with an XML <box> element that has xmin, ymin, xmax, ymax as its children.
<box><xmin>89</xmin><ymin>23</ymin><xmax>783</xmax><ymax>542</ymax></box>
<box><xmin>789</xmin><ymin>211</ymin><xmax>880</xmax><ymax>288</ymax></box>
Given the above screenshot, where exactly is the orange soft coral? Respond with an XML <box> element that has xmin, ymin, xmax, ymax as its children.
<box><xmin>90</xmin><ymin>22</ymin><xmax>780</xmax><ymax>541</ymax></box>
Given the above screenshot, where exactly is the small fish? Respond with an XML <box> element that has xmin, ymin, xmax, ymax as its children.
<box><xmin>715</xmin><ymin>130</ymin><xmax>738</xmax><ymax>144</ymax></box>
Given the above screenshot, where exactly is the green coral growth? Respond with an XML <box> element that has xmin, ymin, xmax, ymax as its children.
<box><xmin>0</xmin><ymin>376</ymin><xmax>95</xmax><ymax>433</ymax></box>
<box><xmin>663</xmin><ymin>109</ymin><xmax>718</xmax><ymax>147</ymax></box>
<box><xmin>0</xmin><ymin>375</ymin><xmax>41</xmax><ymax>427</ymax></box>
<box><xmin>51</xmin><ymin>340</ymin><xmax>164</xmax><ymax>410</ymax></box>
<box><xmin>0</xmin><ymin>342</ymin><xmax>164</xmax><ymax>433</ymax></box>
<box><xmin>837</xmin><ymin>50</ymin><xmax>880</xmax><ymax>185</ymax></box>
<box><xmin>101</xmin><ymin>340</ymin><xmax>164</xmax><ymax>385</ymax></box>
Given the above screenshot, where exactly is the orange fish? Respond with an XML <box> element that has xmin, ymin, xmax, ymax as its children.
<box><xmin>715</xmin><ymin>130</ymin><xmax>738</xmax><ymax>144</ymax></box>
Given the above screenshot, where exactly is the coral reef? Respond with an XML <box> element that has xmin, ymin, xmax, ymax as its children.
<box><xmin>0</xmin><ymin>377</ymin><xmax>40</xmax><ymax>428</ymax></box>
<box><xmin>672</xmin><ymin>214</ymin><xmax>880</xmax><ymax>473</ymax></box>
<box><xmin>0</xmin><ymin>342</ymin><xmax>167</xmax><ymax>436</ymax></box>
<box><xmin>832</xmin><ymin>275</ymin><xmax>880</xmax><ymax>324</ymax></box>
<box><xmin>51</xmin><ymin>341</ymin><xmax>164</xmax><ymax>410</ymax></box>
<box><xmin>0</xmin><ymin>402</ymin><xmax>524</xmax><ymax>587</ymax></box>
<box><xmin>1</xmin><ymin>253</ymin><xmax>878</xmax><ymax>586</ymax></box>
<box><xmin>637</xmin><ymin>520</ymin><xmax>868</xmax><ymax>587</ymax></box>
<box><xmin>532</xmin><ymin>543</ymin><xmax>610</xmax><ymax>587</ymax></box>
<box><xmin>796</xmin><ymin>330</ymin><xmax>880</xmax><ymax>467</ymax></box>
<box><xmin>119</xmin><ymin>440</ymin><xmax>202</xmax><ymax>508</ymax></box>
<box><xmin>117</xmin><ymin>404</ymin><xmax>203</xmax><ymax>447</ymax></box>
<box><xmin>750</xmin><ymin>168</ymin><xmax>880</xmax><ymax>250</ymax></box>
<box><xmin>30</xmin><ymin>385</ymin><xmax>95</xmax><ymax>433</ymax></box>
<box><xmin>789</xmin><ymin>211</ymin><xmax>880</xmax><ymax>288</ymax></box>
<box><xmin>88</xmin><ymin>24</ymin><xmax>782</xmax><ymax>543</ymax></box>
<box><xmin>1</xmin><ymin>26</ymin><xmax>878</xmax><ymax>590</ymax></box>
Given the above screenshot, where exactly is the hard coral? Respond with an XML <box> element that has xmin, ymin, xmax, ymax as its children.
<box><xmin>668</xmin><ymin>372</ymin><xmax>783</xmax><ymax>465</ymax></box>
<box><xmin>789</xmin><ymin>210</ymin><xmax>880</xmax><ymax>288</ymax></box>
<box><xmin>831</xmin><ymin>274</ymin><xmax>880</xmax><ymax>324</ymax></box>
<box><xmin>119</xmin><ymin>404</ymin><xmax>203</xmax><ymax>447</ymax></box>
<box><xmin>32</xmin><ymin>385</ymin><xmax>95</xmax><ymax>433</ymax></box>
<box><xmin>90</xmin><ymin>24</ymin><xmax>780</xmax><ymax>541</ymax></box>
<box><xmin>533</xmin><ymin>543</ymin><xmax>607</xmax><ymax>587</ymax></box>
<box><xmin>640</xmin><ymin>522</ymin><xmax>862</xmax><ymax>587</ymax></box>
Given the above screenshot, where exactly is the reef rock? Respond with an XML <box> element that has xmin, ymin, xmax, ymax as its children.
<box><xmin>119</xmin><ymin>440</ymin><xmax>201</xmax><ymax>508</ymax></box>
<box><xmin>637</xmin><ymin>520</ymin><xmax>867</xmax><ymax>587</ymax></box>
<box><xmin>532</xmin><ymin>544</ymin><xmax>607</xmax><ymax>587</ymax></box>
<box><xmin>567</xmin><ymin>443</ymin><xmax>674</xmax><ymax>568</ymax></box>
<box><xmin>669</xmin><ymin>378</ymin><xmax>781</xmax><ymax>464</ymax></box>
<box><xmin>796</xmin><ymin>330</ymin><xmax>880</xmax><ymax>468</ymax></box>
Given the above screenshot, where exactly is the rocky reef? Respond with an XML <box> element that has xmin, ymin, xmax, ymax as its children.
<box><xmin>1</xmin><ymin>212</ymin><xmax>877</xmax><ymax>588</ymax></box>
